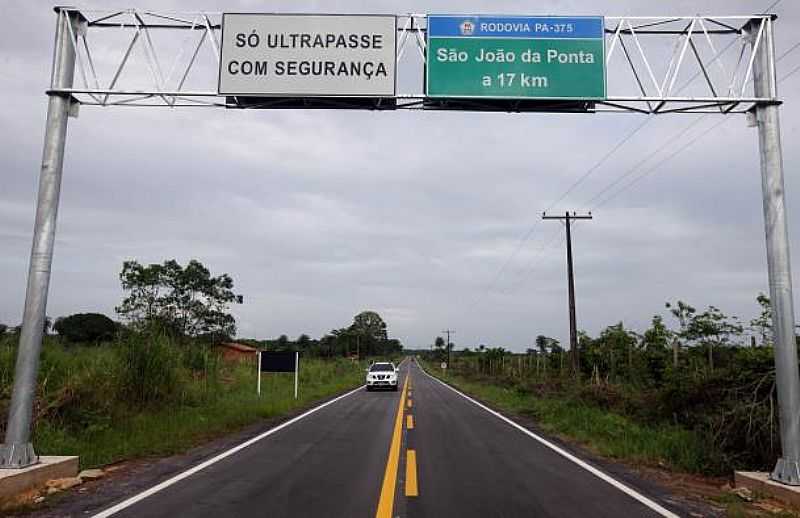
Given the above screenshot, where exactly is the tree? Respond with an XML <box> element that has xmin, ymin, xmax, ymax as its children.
<box><xmin>666</xmin><ymin>300</ymin><xmax>696</xmax><ymax>368</ymax></box>
<box><xmin>0</xmin><ymin>323</ymin><xmax>7</xmax><ymax>335</ymax></box>
<box><xmin>54</xmin><ymin>313</ymin><xmax>117</xmax><ymax>343</ymax></box>
<box><xmin>116</xmin><ymin>259</ymin><xmax>243</xmax><ymax>338</ymax></box>
<box><xmin>351</xmin><ymin>311</ymin><xmax>387</xmax><ymax>341</ymax></box>
<box><xmin>297</xmin><ymin>334</ymin><xmax>311</xmax><ymax>350</ymax></box>
<box><xmin>349</xmin><ymin>311</ymin><xmax>398</xmax><ymax>356</ymax></box>
<box><xmin>643</xmin><ymin>315</ymin><xmax>670</xmax><ymax>351</ymax></box>
<box><xmin>686</xmin><ymin>305</ymin><xmax>743</xmax><ymax>371</ymax></box>
<box><xmin>434</xmin><ymin>336</ymin><xmax>446</xmax><ymax>361</ymax></box>
<box><xmin>276</xmin><ymin>334</ymin><xmax>290</xmax><ymax>350</ymax></box>
<box><xmin>750</xmin><ymin>293</ymin><xmax>773</xmax><ymax>346</ymax></box>
<box><xmin>535</xmin><ymin>335</ymin><xmax>560</xmax><ymax>354</ymax></box>
<box><xmin>641</xmin><ymin>315</ymin><xmax>672</xmax><ymax>382</ymax></box>
<box><xmin>535</xmin><ymin>335</ymin><xmax>549</xmax><ymax>354</ymax></box>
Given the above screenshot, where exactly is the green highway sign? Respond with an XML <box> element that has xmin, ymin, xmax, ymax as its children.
<box><xmin>426</xmin><ymin>16</ymin><xmax>606</xmax><ymax>100</ymax></box>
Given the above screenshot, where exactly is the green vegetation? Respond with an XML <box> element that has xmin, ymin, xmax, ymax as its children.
<box><xmin>0</xmin><ymin>258</ymin><xmax>405</xmax><ymax>470</ymax></box>
<box><xmin>425</xmin><ymin>365</ymin><xmax>711</xmax><ymax>473</ymax></box>
<box><xmin>53</xmin><ymin>313</ymin><xmax>117</xmax><ymax>343</ymax></box>
<box><xmin>116</xmin><ymin>259</ymin><xmax>243</xmax><ymax>339</ymax></box>
<box><xmin>421</xmin><ymin>294</ymin><xmax>787</xmax><ymax>477</ymax></box>
<box><xmin>0</xmin><ymin>332</ymin><xmax>364</xmax><ymax>468</ymax></box>
<box><xmin>253</xmin><ymin>310</ymin><xmax>403</xmax><ymax>358</ymax></box>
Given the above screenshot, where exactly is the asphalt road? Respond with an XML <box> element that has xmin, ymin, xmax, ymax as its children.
<box><xmin>92</xmin><ymin>359</ymin><xmax>686</xmax><ymax>518</ymax></box>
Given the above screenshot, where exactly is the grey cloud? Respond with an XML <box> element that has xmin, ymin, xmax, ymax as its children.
<box><xmin>1</xmin><ymin>0</ymin><xmax>799</xmax><ymax>350</ymax></box>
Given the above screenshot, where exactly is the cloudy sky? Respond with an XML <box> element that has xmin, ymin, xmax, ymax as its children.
<box><xmin>1</xmin><ymin>0</ymin><xmax>799</xmax><ymax>351</ymax></box>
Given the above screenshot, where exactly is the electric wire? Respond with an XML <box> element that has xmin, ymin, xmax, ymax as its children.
<box><xmin>779</xmin><ymin>61</ymin><xmax>800</xmax><ymax>82</ymax></box>
<box><xmin>584</xmin><ymin>115</ymin><xmax>708</xmax><ymax>208</ymax></box>
<box><xmin>479</xmin><ymin>12</ymin><xmax>747</xmax><ymax>290</ymax></box>
<box><xmin>464</xmin><ymin>2</ymin><xmax>793</xmax><ymax>316</ymax></box>
<box><xmin>583</xmin><ymin>0</ymin><xmax>789</xmax><ymax>211</ymax></box>
<box><xmin>762</xmin><ymin>0</ymin><xmax>783</xmax><ymax>13</ymax></box>
<box><xmin>592</xmin><ymin>117</ymin><xmax>727</xmax><ymax>209</ymax></box>
<box><xmin>544</xmin><ymin>116</ymin><xmax>654</xmax><ymax>213</ymax></box>
<box><xmin>589</xmin><ymin>38</ymin><xmax>800</xmax><ymax>209</ymax></box>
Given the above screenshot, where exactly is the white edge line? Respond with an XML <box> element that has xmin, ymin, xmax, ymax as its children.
<box><xmin>415</xmin><ymin>360</ymin><xmax>680</xmax><ymax>518</ymax></box>
<box><xmin>91</xmin><ymin>382</ymin><xmax>367</xmax><ymax>518</ymax></box>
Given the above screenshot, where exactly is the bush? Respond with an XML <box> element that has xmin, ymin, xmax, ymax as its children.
<box><xmin>54</xmin><ymin>313</ymin><xmax>117</xmax><ymax>343</ymax></box>
<box><xmin>116</xmin><ymin>332</ymin><xmax>181</xmax><ymax>407</ymax></box>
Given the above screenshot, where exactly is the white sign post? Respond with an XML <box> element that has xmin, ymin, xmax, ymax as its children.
<box><xmin>294</xmin><ymin>351</ymin><xmax>299</xmax><ymax>400</ymax></box>
<box><xmin>257</xmin><ymin>351</ymin><xmax>262</xmax><ymax>396</ymax></box>
<box><xmin>219</xmin><ymin>14</ymin><xmax>397</xmax><ymax>97</ymax></box>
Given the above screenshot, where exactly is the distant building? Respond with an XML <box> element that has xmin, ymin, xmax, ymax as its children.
<box><xmin>215</xmin><ymin>342</ymin><xmax>258</xmax><ymax>364</ymax></box>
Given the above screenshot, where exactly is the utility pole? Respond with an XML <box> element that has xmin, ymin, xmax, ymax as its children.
<box><xmin>0</xmin><ymin>10</ymin><xmax>81</xmax><ymax>469</ymax></box>
<box><xmin>442</xmin><ymin>329</ymin><xmax>455</xmax><ymax>367</ymax></box>
<box><xmin>542</xmin><ymin>211</ymin><xmax>593</xmax><ymax>376</ymax></box>
<box><xmin>748</xmin><ymin>17</ymin><xmax>800</xmax><ymax>486</ymax></box>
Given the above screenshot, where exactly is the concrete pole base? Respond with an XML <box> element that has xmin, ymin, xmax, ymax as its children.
<box><xmin>0</xmin><ymin>456</ymin><xmax>77</xmax><ymax>503</ymax></box>
<box><xmin>771</xmin><ymin>458</ymin><xmax>800</xmax><ymax>486</ymax></box>
<box><xmin>0</xmin><ymin>443</ymin><xmax>39</xmax><ymax>470</ymax></box>
<box><xmin>737</xmin><ymin>471</ymin><xmax>800</xmax><ymax>508</ymax></box>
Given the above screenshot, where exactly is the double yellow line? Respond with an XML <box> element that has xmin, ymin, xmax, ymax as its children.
<box><xmin>375</xmin><ymin>376</ymin><xmax>418</xmax><ymax>518</ymax></box>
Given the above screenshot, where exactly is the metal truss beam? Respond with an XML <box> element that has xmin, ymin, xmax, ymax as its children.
<box><xmin>49</xmin><ymin>9</ymin><xmax>777</xmax><ymax>114</ymax></box>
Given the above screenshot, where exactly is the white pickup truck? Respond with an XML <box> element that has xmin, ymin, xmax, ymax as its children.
<box><xmin>365</xmin><ymin>362</ymin><xmax>399</xmax><ymax>391</ymax></box>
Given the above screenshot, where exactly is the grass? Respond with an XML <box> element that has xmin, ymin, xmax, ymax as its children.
<box><xmin>423</xmin><ymin>362</ymin><xmax>713</xmax><ymax>475</ymax></box>
<box><xmin>0</xmin><ymin>336</ymin><xmax>365</xmax><ymax>469</ymax></box>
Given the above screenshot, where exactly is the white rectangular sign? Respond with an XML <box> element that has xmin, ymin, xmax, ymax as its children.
<box><xmin>219</xmin><ymin>14</ymin><xmax>397</xmax><ymax>97</ymax></box>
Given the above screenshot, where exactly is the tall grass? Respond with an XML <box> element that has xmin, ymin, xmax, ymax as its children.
<box><xmin>0</xmin><ymin>334</ymin><xmax>363</xmax><ymax>468</ymax></box>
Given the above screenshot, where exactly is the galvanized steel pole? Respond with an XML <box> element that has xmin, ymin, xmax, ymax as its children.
<box><xmin>749</xmin><ymin>17</ymin><xmax>800</xmax><ymax>486</ymax></box>
<box><xmin>0</xmin><ymin>8</ymin><xmax>80</xmax><ymax>469</ymax></box>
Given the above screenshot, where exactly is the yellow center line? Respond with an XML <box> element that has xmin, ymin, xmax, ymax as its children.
<box><xmin>375</xmin><ymin>376</ymin><xmax>408</xmax><ymax>518</ymax></box>
<box><xmin>405</xmin><ymin>450</ymin><xmax>419</xmax><ymax>497</ymax></box>
<box><xmin>406</xmin><ymin>414</ymin><xmax>414</xmax><ymax>429</ymax></box>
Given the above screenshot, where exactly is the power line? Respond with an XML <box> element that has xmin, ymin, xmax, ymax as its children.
<box><xmin>590</xmin><ymin>36</ymin><xmax>800</xmax><ymax>209</ymax></box>
<box><xmin>545</xmin><ymin>116</ymin><xmax>654</xmax><ymax>213</ymax></box>
<box><xmin>465</xmin><ymin>115</ymin><xmax>653</xmax><ymax>309</ymax></box>
<box><xmin>777</xmin><ymin>40</ymin><xmax>800</xmax><ymax>61</ymax></box>
<box><xmin>465</xmin><ymin>3</ymin><xmax>795</xmax><ymax>312</ymax></box>
<box><xmin>471</xmin><ymin>14</ymin><xmax>747</xmax><ymax>298</ymax></box>
<box><xmin>494</xmin><ymin>226</ymin><xmax>566</xmax><ymax>296</ymax></box>
<box><xmin>507</xmin><ymin>5</ymin><xmax>796</xmax><ymax>302</ymax></box>
<box><xmin>779</xmin><ymin>61</ymin><xmax>800</xmax><ymax>82</ymax></box>
<box><xmin>593</xmin><ymin>117</ymin><xmax>728</xmax><ymax>209</ymax></box>
<box><xmin>584</xmin><ymin>115</ymin><xmax>708</xmax><ymax>208</ymax></box>
<box><xmin>581</xmin><ymin>0</ymin><xmax>792</xmax><ymax>210</ymax></box>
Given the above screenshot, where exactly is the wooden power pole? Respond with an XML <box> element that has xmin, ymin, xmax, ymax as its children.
<box><xmin>442</xmin><ymin>329</ymin><xmax>455</xmax><ymax>367</ymax></box>
<box><xmin>542</xmin><ymin>211</ymin><xmax>593</xmax><ymax>375</ymax></box>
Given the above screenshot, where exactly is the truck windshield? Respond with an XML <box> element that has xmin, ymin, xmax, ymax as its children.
<box><xmin>370</xmin><ymin>364</ymin><xmax>394</xmax><ymax>372</ymax></box>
